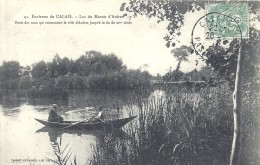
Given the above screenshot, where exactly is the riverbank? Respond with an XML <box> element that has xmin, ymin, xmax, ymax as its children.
<box><xmin>89</xmin><ymin>84</ymin><xmax>260</xmax><ymax>165</ymax></box>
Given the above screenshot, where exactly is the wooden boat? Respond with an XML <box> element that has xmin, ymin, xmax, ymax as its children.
<box><xmin>36</xmin><ymin>126</ymin><xmax>129</xmax><ymax>139</ymax></box>
<box><xmin>35</xmin><ymin>116</ymin><xmax>136</xmax><ymax>130</ymax></box>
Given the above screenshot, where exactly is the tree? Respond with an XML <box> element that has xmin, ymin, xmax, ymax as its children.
<box><xmin>0</xmin><ymin>61</ymin><xmax>21</xmax><ymax>89</ymax></box>
<box><xmin>0</xmin><ymin>61</ymin><xmax>20</xmax><ymax>80</ymax></box>
<box><xmin>19</xmin><ymin>75</ymin><xmax>32</xmax><ymax>89</ymax></box>
<box><xmin>31</xmin><ymin>61</ymin><xmax>47</xmax><ymax>79</ymax></box>
<box><xmin>75</xmin><ymin>50</ymin><xmax>123</xmax><ymax>76</ymax></box>
<box><xmin>171</xmin><ymin>45</ymin><xmax>192</xmax><ymax>80</ymax></box>
<box><xmin>201</xmin><ymin>29</ymin><xmax>260</xmax><ymax>164</ymax></box>
<box><xmin>61</xmin><ymin>57</ymin><xmax>75</xmax><ymax>75</ymax></box>
<box><xmin>171</xmin><ymin>46</ymin><xmax>191</xmax><ymax>70</ymax></box>
<box><xmin>46</xmin><ymin>54</ymin><xmax>62</xmax><ymax>78</ymax></box>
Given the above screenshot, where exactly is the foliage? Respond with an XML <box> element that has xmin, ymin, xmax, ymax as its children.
<box><xmin>71</xmin><ymin>75</ymin><xmax>86</xmax><ymax>89</ymax></box>
<box><xmin>162</xmin><ymin>66</ymin><xmax>215</xmax><ymax>82</ymax></box>
<box><xmin>89</xmin><ymin>83</ymin><xmax>259</xmax><ymax>164</ymax></box>
<box><xmin>47</xmin><ymin>141</ymin><xmax>77</xmax><ymax>165</ymax></box>
<box><xmin>163</xmin><ymin>69</ymin><xmax>184</xmax><ymax>82</ymax></box>
<box><xmin>121</xmin><ymin>2</ymin><xmax>260</xmax><ymax>164</ymax></box>
<box><xmin>121</xmin><ymin>0</ymin><xmax>205</xmax><ymax>48</ymax></box>
<box><xmin>168</xmin><ymin>45</ymin><xmax>192</xmax><ymax>81</ymax></box>
<box><xmin>123</xmin><ymin>1</ymin><xmax>260</xmax><ymax>89</ymax></box>
<box><xmin>0</xmin><ymin>51</ymin><xmax>152</xmax><ymax>99</ymax></box>
<box><xmin>75</xmin><ymin>51</ymin><xmax>123</xmax><ymax>76</ymax></box>
<box><xmin>122</xmin><ymin>1</ymin><xmax>259</xmax><ymax>48</ymax></box>
<box><xmin>31</xmin><ymin>61</ymin><xmax>48</xmax><ymax>79</ymax></box>
<box><xmin>47</xmin><ymin>55</ymin><xmax>76</xmax><ymax>78</ymax></box>
<box><xmin>242</xmin><ymin>28</ymin><xmax>260</xmax><ymax>90</ymax></box>
<box><xmin>201</xmin><ymin>28</ymin><xmax>260</xmax><ymax>90</ymax></box>
<box><xmin>55</xmin><ymin>75</ymin><xmax>87</xmax><ymax>90</ymax></box>
<box><xmin>85</xmin><ymin>69</ymin><xmax>151</xmax><ymax>90</ymax></box>
<box><xmin>0</xmin><ymin>61</ymin><xmax>21</xmax><ymax>89</ymax></box>
<box><xmin>19</xmin><ymin>75</ymin><xmax>32</xmax><ymax>89</ymax></box>
<box><xmin>171</xmin><ymin>45</ymin><xmax>192</xmax><ymax>63</ymax></box>
<box><xmin>29</xmin><ymin>51</ymin><xmax>151</xmax><ymax>91</ymax></box>
<box><xmin>0</xmin><ymin>61</ymin><xmax>20</xmax><ymax>80</ymax></box>
<box><xmin>28</xmin><ymin>77</ymin><xmax>69</xmax><ymax>100</ymax></box>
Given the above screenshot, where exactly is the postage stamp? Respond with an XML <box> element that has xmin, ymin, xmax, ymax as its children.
<box><xmin>205</xmin><ymin>3</ymin><xmax>249</xmax><ymax>38</ymax></box>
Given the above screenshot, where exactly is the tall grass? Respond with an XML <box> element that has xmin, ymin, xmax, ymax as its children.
<box><xmin>47</xmin><ymin>140</ymin><xmax>77</xmax><ymax>165</ymax></box>
<box><xmin>89</xmin><ymin>84</ymin><xmax>259</xmax><ymax>165</ymax></box>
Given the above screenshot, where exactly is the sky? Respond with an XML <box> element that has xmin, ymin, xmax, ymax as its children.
<box><xmin>1</xmin><ymin>0</ymin><xmax>254</xmax><ymax>76</ymax></box>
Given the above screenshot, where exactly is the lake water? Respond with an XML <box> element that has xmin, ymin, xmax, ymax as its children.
<box><xmin>0</xmin><ymin>89</ymin><xmax>163</xmax><ymax>165</ymax></box>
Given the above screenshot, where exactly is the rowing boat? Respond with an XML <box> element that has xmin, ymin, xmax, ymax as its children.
<box><xmin>35</xmin><ymin>116</ymin><xmax>136</xmax><ymax>130</ymax></box>
<box><xmin>36</xmin><ymin>126</ymin><xmax>129</xmax><ymax>138</ymax></box>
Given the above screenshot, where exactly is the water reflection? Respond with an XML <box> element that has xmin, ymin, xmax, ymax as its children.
<box><xmin>1</xmin><ymin>95</ymin><xmax>23</xmax><ymax>108</ymax></box>
<box><xmin>26</xmin><ymin>89</ymin><xmax>152</xmax><ymax>109</ymax></box>
<box><xmin>1</xmin><ymin>107</ymin><xmax>20</xmax><ymax>117</ymax></box>
<box><xmin>0</xmin><ymin>89</ymin><xmax>153</xmax><ymax>110</ymax></box>
<box><xmin>36</xmin><ymin>126</ymin><xmax>131</xmax><ymax>164</ymax></box>
<box><xmin>36</xmin><ymin>127</ymin><xmax>63</xmax><ymax>143</ymax></box>
<box><xmin>36</xmin><ymin>126</ymin><xmax>130</xmax><ymax>143</ymax></box>
<box><xmin>36</xmin><ymin>127</ymin><xmax>101</xmax><ymax>142</ymax></box>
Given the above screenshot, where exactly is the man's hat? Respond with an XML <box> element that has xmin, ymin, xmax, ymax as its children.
<box><xmin>52</xmin><ymin>104</ymin><xmax>58</xmax><ymax>108</ymax></box>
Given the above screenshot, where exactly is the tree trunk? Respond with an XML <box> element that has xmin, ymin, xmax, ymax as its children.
<box><xmin>230</xmin><ymin>43</ymin><xmax>243</xmax><ymax>165</ymax></box>
<box><xmin>176</xmin><ymin>60</ymin><xmax>181</xmax><ymax>72</ymax></box>
<box><xmin>174</xmin><ymin>61</ymin><xmax>182</xmax><ymax>80</ymax></box>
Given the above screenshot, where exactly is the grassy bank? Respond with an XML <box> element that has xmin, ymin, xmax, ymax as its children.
<box><xmin>89</xmin><ymin>84</ymin><xmax>259</xmax><ymax>165</ymax></box>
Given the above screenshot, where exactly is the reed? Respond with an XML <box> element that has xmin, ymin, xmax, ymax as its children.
<box><xmin>83</xmin><ymin>83</ymin><xmax>258</xmax><ymax>164</ymax></box>
<box><xmin>89</xmin><ymin>85</ymin><xmax>242</xmax><ymax>164</ymax></box>
<box><xmin>46</xmin><ymin>140</ymin><xmax>77</xmax><ymax>165</ymax></box>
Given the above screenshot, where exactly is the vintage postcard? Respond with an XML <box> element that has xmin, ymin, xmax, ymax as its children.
<box><xmin>0</xmin><ymin>0</ymin><xmax>259</xmax><ymax>164</ymax></box>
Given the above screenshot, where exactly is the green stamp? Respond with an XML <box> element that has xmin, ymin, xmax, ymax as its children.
<box><xmin>205</xmin><ymin>3</ymin><xmax>248</xmax><ymax>38</ymax></box>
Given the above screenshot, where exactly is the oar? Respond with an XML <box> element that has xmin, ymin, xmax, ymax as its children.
<box><xmin>61</xmin><ymin>116</ymin><xmax>106</xmax><ymax>130</ymax></box>
<box><xmin>61</xmin><ymin>116</ymin><xmax>95</xmax><ymax>130</ymax></box>
<box><xmin>94</xmin><ymin>117</ymin><xmax>106</xmax><ymax>123</ymax></box>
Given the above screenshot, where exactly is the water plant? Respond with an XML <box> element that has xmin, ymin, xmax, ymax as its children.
<box><xmin>46</xmin><ymin>140</ymin><xmax>77</xmax><ymax>165</ymax></box>
<box><xmin>89</xmin><ymin>84</ymin><xmax>259</xmax><ymax>164</ymax></box>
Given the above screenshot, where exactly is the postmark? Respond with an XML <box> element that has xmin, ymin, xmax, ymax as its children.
<box><xmin>191</xmin><ymin>12</ymin><xmax>243</xmax><ymax>57</ymax></box>
<box><xmin>205</xmin><ymin>3</ymin><xmax>248</xmax><ymax>38</ymax></box>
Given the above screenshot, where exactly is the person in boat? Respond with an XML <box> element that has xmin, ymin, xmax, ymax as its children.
<box><xmin>97</xmin><ymin>105</ymin><xmax>105</xmax><ymax>120</ymax></box>
<box><xmin>48</xmin><ymin>104</ymin><xmax>64</xmax><ymax>122</ymax></box>
<box><xmin>94</xmin><ymin>105</ymin><xmax>105</xmax><ymax>122</ymax></box>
